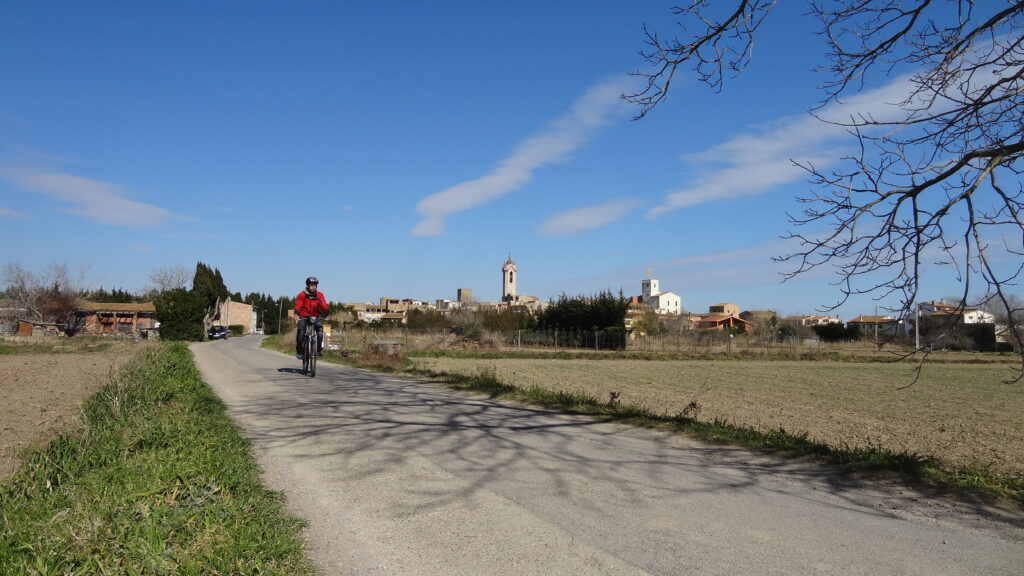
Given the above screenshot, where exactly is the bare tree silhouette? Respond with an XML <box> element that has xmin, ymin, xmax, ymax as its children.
<box><xmin>626</xmin><ymin>1</ymin><xmax>1024</xmax><ymax>374</ymax></box>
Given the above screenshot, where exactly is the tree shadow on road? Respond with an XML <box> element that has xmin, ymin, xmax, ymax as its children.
<box><xmin>218</xmin><ymin>361</ymin><xmax>1024</xmax><ymax>540</ymax></box>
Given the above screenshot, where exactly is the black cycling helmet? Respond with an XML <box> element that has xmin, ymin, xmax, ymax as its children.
<box><xmin>305</xmin><ymin>276</ymin><xmax>319</xmax><ymax>285</ymax></box>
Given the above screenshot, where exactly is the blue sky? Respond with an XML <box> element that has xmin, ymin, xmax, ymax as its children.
<box><xmin>1</xmin><ymin>1</ymin><xmax>1014</xmax><ymax>319</ymax></box>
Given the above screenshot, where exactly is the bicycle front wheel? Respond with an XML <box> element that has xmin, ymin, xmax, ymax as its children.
<box><xmin>302</xmin><ymin>339</ymin><xmax>311</xmax><ymax>374</ymax></box>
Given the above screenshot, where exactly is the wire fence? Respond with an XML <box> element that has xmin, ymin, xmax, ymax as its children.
<box><xmin>327</xmin><ymin>326</ymin><xmax>894</xmax><ymax>357</ymax></box>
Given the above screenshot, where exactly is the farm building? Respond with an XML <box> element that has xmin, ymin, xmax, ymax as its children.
<box><xmin>74</xmin><ymin>300</ymin><xmax>157</xmax><ymax>337</ymax></box>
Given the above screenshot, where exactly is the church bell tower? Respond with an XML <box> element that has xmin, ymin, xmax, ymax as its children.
<box><xmin>502</xmin><ymin>255</ymin><xmax>517</xmax><ymax>302</ymax></box>
<box><xmin>642</xmin><ymin>269</ymin><xmax>658</xmax><ymax>303</ymax></box>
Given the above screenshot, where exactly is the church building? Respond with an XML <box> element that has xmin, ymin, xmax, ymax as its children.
<box><xmin>641</xmin><ymin>276</ymin><xmax>682</xmax><ymax>315</ymax></box>
<box><xmin>502</xmin><ymin>256</ymin><xmax>517</xmax><ymax>302</ymax></box>
<box><xmin>499</xmin><ymin>255</ymin><xmax>545</xmax><ymax>311</ymax></box>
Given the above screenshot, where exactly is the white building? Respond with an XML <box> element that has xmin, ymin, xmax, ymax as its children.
<box><xmin>917</xmin><ymin>300</ymin><xmax>995</xmax><ymax>324</ymax></box>
<box><xmin>435</xmin><ymin>299</ymin><xmax>462</xmax><ymax>311</ymax></box>
<box><xmin>785</xmin><ymin>315</ymin><xmax>843</xmax><ymax>327</ymax></box>
<box><xmin>641</xmin><ymin>277</ymin><xmax>681</xmax><ymax>315</ymax></box>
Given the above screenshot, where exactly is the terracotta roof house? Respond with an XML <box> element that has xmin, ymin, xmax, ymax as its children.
<box><xmin>783</xmin><ymin>315</ymin><xmax>843</xmax><ymax>327</ymax></box>
<box><xmin>917</xmin><ymin>300</ymin><xmax>961</xmax><ymax>314</ymax></box>
<box><xmin>910</xmin><ymin>301</ymin><xmax>998</xmax><ymax>350</ymax></box>
<box><xmin>75</xmin><ymin>300</ymin><xmax>157</xmax><ymax>336</ymax></box>
<box><xmin>692</xmin><ymin>313</ymin><xmax>753</xmax><ymax>333</ymax></box>
<box><xmin>846</xmin><ymin>314</ymin><xmax>898</xmax><ymax>324</ymax></box>
<box><xmin>916</xmin><ymin>300</ymin><xmax>994</xmax><ymax>324</ymax></box>
<box><xmin>846</xmin><ymin>315</ymin><xmax>902</xmax><ymax>337</ymax></box>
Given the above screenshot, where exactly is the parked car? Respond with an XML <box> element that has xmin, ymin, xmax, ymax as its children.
<box><xmin>208</xmin><ymin>325</ymin><xmax>229</xmax><ymax>340</ymax></box>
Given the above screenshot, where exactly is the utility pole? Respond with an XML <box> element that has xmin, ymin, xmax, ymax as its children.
<box><xmin>915</xmin><ymin>306</ymin><xmax>920</xmax><ymax>349</ymax></box>
<box><xmin>874</xmin><ymin>305</ymin><xmax>879</xmax><ymax>344</ymax></box>
<box><xmin>278</xmin><ymin>297</ymin><xmax>283</xmax><ymax>334</ymax></box>
<box><xmin>914</xmin><ymin>277</ymin><xmax>920</xmax><ymax>350</ymax></box>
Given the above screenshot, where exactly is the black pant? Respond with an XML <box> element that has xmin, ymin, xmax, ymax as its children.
<box><xmin>296</xmin><ymin>317</ymin><xmax>323</xmax><ymax>355</ymax></box>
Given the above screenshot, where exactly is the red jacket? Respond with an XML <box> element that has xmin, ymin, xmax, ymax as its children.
<box><xmin>294</xmin><ymin>289</ymin><xmax>328</xmax><ymax>318</ymax></box>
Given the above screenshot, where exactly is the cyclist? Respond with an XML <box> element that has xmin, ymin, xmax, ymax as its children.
<box><xmin>294</xmin><ymin>276</ymin><xmax>329</xmax><ymax>359</ymax></box>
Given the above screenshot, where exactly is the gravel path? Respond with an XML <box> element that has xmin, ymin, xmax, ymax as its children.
<box><xmin>192</xmin><ymin>337</ymin><xmax>1024</xmax><ymax>576</ymax></box>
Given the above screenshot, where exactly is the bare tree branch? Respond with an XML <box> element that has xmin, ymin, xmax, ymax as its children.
<box><xmin>146</xmin><ymin>264</ymin><xmax>192</xmax><ymax>295</ymax></box>
<box><xmin>627</xmin><ymin>0</ymin><xmax>1024</xmax><ymax>378</ymax></box>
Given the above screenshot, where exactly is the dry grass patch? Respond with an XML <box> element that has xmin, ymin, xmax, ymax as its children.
<box><xmin>410</xmin><ymin>357</ymin><xmax>1024</xmax><ymax>478</ymax></box>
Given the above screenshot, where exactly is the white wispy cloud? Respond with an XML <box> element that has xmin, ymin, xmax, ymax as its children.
<box><xmin>412</xmin><ymin>77</ymin><xmax>633</xmax><ymax>236</ymax></box>
<box><xmin>647</xmin><ymin>74</ymin><xmax>919</xmax><ymax>218</ymax></box>
<box><xmin>0</xmin><ymin>206</ymin><xmax>32</xmax><ymax>219</ymax></box>
<box><xmin>538</xmin><ymin>199</ymin><xmax>641</xmax><ymax>236</ymax></box>
<box><xmin>2</xmin><ymin>165</ymin><xmax>188</xmax><ymax>227</ymax></box>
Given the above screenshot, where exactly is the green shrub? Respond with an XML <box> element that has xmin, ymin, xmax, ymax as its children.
<box><xmin>153</xmin><ymin>288</ymin><xmax>205</xmax><ymax>341</ymax></box>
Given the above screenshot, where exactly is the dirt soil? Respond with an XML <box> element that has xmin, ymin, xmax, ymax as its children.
<box><xmin>0</xmin><ymin>345</ymin><xmax>139</xmax><ymax>481</ymax></box>
<box><xmin>411</xmin><ymin>357</ymin><xmax>1024</xmax><ymax>478</ymax></box>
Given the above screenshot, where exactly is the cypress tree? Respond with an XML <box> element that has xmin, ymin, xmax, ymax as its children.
<box><xmin>154</xmin><ymin>288</ymin><xmax>206</xmax><ymax>341</ymax></box>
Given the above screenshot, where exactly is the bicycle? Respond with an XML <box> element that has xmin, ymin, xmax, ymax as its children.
<box><xmin>300</xmin><ymin>315</ymin><xmax>320</xmax><ymax>377</ymax></box>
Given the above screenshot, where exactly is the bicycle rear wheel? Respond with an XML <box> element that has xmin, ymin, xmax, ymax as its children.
<box><xmin>306</xmin><ymin>334</ymin><xmax>317</xmax><ymax>377</ymax></box>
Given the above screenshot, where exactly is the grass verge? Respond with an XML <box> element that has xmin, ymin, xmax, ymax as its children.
<box><xmin>0</xmin><ymin>342</ymin><xmax>315</xmax><ymax>575</ymax></box>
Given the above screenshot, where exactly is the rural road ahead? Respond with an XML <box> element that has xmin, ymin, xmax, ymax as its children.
<box><xmin>191</xmin><ymin>337</ymin><xmax>1023</xmax><ymax>576</ymax></box>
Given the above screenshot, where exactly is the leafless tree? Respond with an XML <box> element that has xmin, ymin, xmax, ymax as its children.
<box><xmin>145</xmin><ymin>264</ymin><xmax>192</xmax><ymax>295</ymax></box>
<box><xmin>3</xmin><ymin>262</ymin><xmax>89</xmax><ymax>329</ymax></box>
<box><xmin>3</xmin><ymin>262</ymin><xmax>42</xmax><ymax>321</ymax></box>
<box><xmin>626</xmin><ymin>1</ymin><xmax>1024</xmax><ymax>372</ymax></box>
<box><xmin>41</xmin><ymin>263</ymin><xmax>89</xmax><ymax>330</ymax></box>
<box><xmin>986</xmin><ymin>292</ymin><xmax>1024</xmax><ymax>353</ymax></box>
<box><xmin>977</xmin><ymin>291</ymin><xmax>1024</xmax><ymax>326</ymax></box>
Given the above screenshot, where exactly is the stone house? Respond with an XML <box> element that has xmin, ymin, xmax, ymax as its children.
<box><xmin>708</xmin><ymin>303</ymin><xmax>740</xmax><ymax>316</ymax></box>
<box><xmin>217</xmin><ymin>300</ymin><xmax>256</xmax><ymax>334</ymax></box>
<box><xmin>75</xmin><ymin>300</ymin><xmax>157</xmax><ymax>336</ymax></box>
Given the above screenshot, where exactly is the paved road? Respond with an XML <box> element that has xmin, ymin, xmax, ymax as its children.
<box><xmin>191</xmin><ymin>337</ymin><xmax>1024</xmax><ymax>576</ymax></box>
